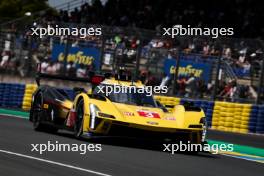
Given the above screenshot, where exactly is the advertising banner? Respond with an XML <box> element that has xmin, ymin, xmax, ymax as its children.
<box><xmin>164</xmin><ymin>57</ymin><xmax>212</xmax><ymax>83</ymax></box>
<box><xmin>51</xmin><ymin>44</ymin><xmax>101</xmax><ymax>70</ymax></box>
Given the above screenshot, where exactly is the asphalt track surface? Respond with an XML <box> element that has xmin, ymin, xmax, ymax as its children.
<box><xmin>0</xmin><ymin>115</ymin><xmax>263</xmax><ymax>176</ymax></box>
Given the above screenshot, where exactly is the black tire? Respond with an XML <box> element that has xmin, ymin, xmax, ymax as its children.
<box><xmin>32</xmin><ymin>93</ymin><xmax>45</xmax><ymax>131</ymax></box>
<box><xmin>189</xmin><ymin>132</ymin><xmax>203</xmax><ymax>154</ymax></box>
<box><xmin>32</xmin><ymin>93</ymin><xmax>58</xmax><ymax>133</ymax></box>
<box><xmin>74</xmin><ymin>99</ymin><xmax>84</xmax><ymax>138</ymax></box>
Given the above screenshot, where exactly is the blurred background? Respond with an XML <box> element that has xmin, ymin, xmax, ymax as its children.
<box><xmin>0</xmin><ymin>0</ymin><xmax>264</xmax><ymax>104</ymax></box>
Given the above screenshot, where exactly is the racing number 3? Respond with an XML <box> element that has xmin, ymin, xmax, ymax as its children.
<box><xmin>137</xmin><ymin>111</ymin><xmax>160</xmax><ymax>118</ymax></box>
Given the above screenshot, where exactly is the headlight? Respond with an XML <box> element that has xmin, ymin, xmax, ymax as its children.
<box><xmin>89</xmin><ymin>104</ymin><xmax>100</xmax><ymax>129</ymax></box>
<box><xmin>89</xmin><ymin>104</ymin><xmax>100</xmax><ymax>114</ymax></box>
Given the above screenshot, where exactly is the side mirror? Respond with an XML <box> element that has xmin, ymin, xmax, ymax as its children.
<box><xmin>156</xmin><ymin>100</ymin><xmax>168</xmax><ymax>112</ymax></box>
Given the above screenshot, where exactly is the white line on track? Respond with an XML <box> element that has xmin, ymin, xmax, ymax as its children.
<box><xmin>0</xmin><ymin>113</ymin><xmax>28</xmax><ymax>119</ymax></box>
<box><xmin>0</xmin><ymin>149</ymin><xmax>112</xmax><ymax>176</ymax></box>
<box><xmin>221</xmin><ymin>154</ymin><xmax>264</xmax><ymax>163</ymax></box>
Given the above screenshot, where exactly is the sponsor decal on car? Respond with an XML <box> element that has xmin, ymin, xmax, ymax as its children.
<box><xmin>164</xmin><ymin>117</ymin><xmax>176</xmax><ymax>121</ymax></box>
<box><xmin>137</xmin><ymin>110</ymin><xmax>160</xmax><ymax>118</ymax></box>
<box><xmin>123</xmin><ymin>112</ymin><xmax>134</xmax><ymax>116</ymax></box>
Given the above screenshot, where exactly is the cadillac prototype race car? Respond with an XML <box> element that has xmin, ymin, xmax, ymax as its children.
<box><xmin>29</xmin><ymin>73</ymin><xmax>207</xmax><ymax>145</ymax></box>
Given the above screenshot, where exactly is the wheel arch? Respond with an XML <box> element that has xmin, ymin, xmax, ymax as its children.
<box><xmin>73</xmin><ymin>93</ymin><xmax>91</xmax><ymax>132</ymax></box>
<box><xmin>29</xmin><ymin>89</ymin><xmax>43</xmax><ymax>122</ymax></box>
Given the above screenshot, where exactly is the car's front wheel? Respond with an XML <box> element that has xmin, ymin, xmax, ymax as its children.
<box><xmin>74</xmin><ymin>99</ymin><xmax>84</xmax><ymax>138</ymax></box>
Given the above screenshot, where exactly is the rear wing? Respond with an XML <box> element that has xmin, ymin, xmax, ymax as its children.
<box><xmin>35</xmin><ymin>64</ymin><xmax>105</xmax><ymax>86</ymax></box>
<box><xmin>35</xmin><ymin>64</ymin><xmax>136</xmax><ymax>86</ymax></box>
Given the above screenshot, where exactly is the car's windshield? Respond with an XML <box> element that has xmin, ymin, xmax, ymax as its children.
<box><xmin>94</xmin><ymin>84</ymin><xmax>157</xmax><ymax>107</ymax></box>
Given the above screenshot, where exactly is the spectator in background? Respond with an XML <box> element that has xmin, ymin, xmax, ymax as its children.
<box><xmin>177</xmin><ymin>76</ymin><xmax>187</xmax><ymax>96</ymax></box>
<box><xmin>7</xmin><ymin>53</ymin><xmax>17</xmax><ymax>72</ymax></box>
<box><xmin>139</xmin><ymin>70</ymin><xmax>148</xmax><ymax>84</ymax></box>
<box><xmin>67</xmin><ymin>61</ymin><xmax>76</xmax><ymax>77</ymax></box>
<box><xmin>248</xmin><ymin>86</ymin><xmax>257</xmax><ymax>100</ymax></box>
<box><xmin>219</xmin><ymin>81</ymin><xmax>232</xmax><ymax>98</ymax></box>
<box><xmin>229</xmin><ymin>80</ymin><xmax>237</xmax><ymax>101</ymax></box>
<box><xmin>196</xmin><ymin>79</ymin><xmax>207</xmax><ymax>98</ymax></box>
<box><xmin>46</xmin><ymin>61</ymin><xmax>57</xmax><ymax>75</ymax></box>
<box><xmin>243</xmin><ymin>60</ymin><xmax>251</xmax><ymax>73</ymax></box>
<box><xmin>219</xmin><ymin>80</ymin><xmax>237</xmax><ymax>101</ymax></box>
<box><xmin>237</xmin><ymin>85</ymin><xmax>257</xmax><ymax>101</ymax></box>
<box><xmin>40</xmin><ymin>57</ymin><xmax>49</xmax><ymax>73</ymax></box>
<box><xmin>145</xmin><ymin>71</ymin><xmax>158</xmax><ymax>86</ymax></box>
<box><xmin>76</xmin><ymin>64</ymin><xmax>87</xmax><ymax>78</ymax></box>
<box><xmin>185</xmin><ymin>73</ymin><xmax>196</xmax><ymax>98</ymax></box>
<box><xmin>0</xmin><ymin>50</ymin><xmax>10</xmax><ymax>67</ymax></box>
<box><xmin>223</xmin><ymin>47</ymin><xmax>232</xmax><ymax>60</ymax></box>
<box><xmin>54</xmin><ymin>61</ymin><xmax>64</xmax><ymax>75</ymax></box>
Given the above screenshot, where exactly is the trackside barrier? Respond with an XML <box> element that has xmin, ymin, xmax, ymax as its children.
<box><xmin>211</xmin><ymin>101</ymin><xmax>251</xmax><ymax>134</ymax></box>
<box><xmin>0</xmin><ymin>83</ymin><xmax>25</xmax><ymax>108</ymax></box>
<box><xmin>0</xmin><ymin>82</ymin><xmax>263</xmax><ymax>134</ymax></box>
<box><xmin>250</xmin><ymin>105</ymin><xmax>264</xmax><ymax>134</ymax></box>
<box><xmin>22</xmin><ymin>84</ymin><xmax>37</xmax><ymax>111</ymax></box>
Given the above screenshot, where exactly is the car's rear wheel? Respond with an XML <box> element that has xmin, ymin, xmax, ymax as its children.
<box><xmin>32</xmin><ymin>93</ymin><xmax>45</xmax><ymax>131</ymax></box>
<box><xmin>32</xmin><ymin>93</ymin><xmax>58</xmax><ymax>133</ymax></box>
<box><xmin>74</xmin><ymin>99</ymin><xmax>84</xmax><ymax>138</ymax></box>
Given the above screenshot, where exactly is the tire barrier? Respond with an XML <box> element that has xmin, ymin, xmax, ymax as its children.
<box><xmin>22</xmin><ymin>84</ymin><xmax>38</xmax><ymax>111</ymax></box>
<box><xmin>0</xmin><ymin>83</ymin><xmax>25</xmax><ymax>108</ymax></box>
<box><xmin>0</xmin><ymin>82</ymin><xmax>263</xmax><ymax>134</ymax></box>
<box><xmin>250</xmin><ymin>105</ymin><xmax>264</xmax><ymax>134</ymax></box>
<box><xmin>211</xmin><ymin>101</ymin><xmax>251</xmax><ymax>134</ymax></box>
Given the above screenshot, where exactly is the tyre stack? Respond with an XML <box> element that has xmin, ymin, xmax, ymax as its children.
<box><xmin>239</xmin><ymin>104</ymin><xmax>251</xmax><ymax>133</ymax></box>
<box><xmin>256</xmin><ymin>105</ymin><xmax>264</xmax><ymax>134</ymax></box>
<box><xmin>22</xmin><ymin>84</ymin><xmax>37</xmax><ymax>111</ymax></box>
<box><xmin>0</xmin><ymin>83</ymin><xmax>25</xmax><ymax>108</ymax></box>
<box><xmin>200</xmin><ymin>101</ymin><xmax>214</xmax><ymax>128</ymax></box>
<box><xmin>211</xmin><ymin>101</ymin><xmax>251</xmax><ymax>133</ymax></box>
<box><xmin>249</xmin><ymin>105</ymin><xmax>258</xmax><ymax>133</ymax></box>
<box><xmin>9</xmin><ymin>83</ymin><xmax>25</xmax><ymax>108</ymax></box>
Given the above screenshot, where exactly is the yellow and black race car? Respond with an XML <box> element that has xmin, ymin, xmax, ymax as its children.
<box><xmin>29</xmin><ymin>73</ymin><xmax>207</xmax><ymax>144</ymax></box>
